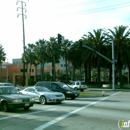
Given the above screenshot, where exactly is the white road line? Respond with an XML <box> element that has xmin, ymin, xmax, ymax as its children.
<box><xmin>0</xmin><ymin>106</ymin><xmax>52</xmax><ymax>121</ymax></box>
<box><xmin>34</xmin><ymin>91</ymin><xmax>121</xmax><ymax>130</ymax></box>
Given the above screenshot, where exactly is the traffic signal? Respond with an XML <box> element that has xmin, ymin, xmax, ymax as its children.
<box><xmin>58</xmin><ymin>33</ymin><xmax>63</xmax><ymax>44</ymax></box>
<box><xmin>79</xmin><ymin>39</ymin><xmax>83</xmax><ymax>48</ymax></box>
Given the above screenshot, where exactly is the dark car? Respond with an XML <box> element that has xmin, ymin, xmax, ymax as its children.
<box><xmin>0</xmin><ymin>86</ymin><xmax>35</xmax><ymax>112</ymax></box>
<box><xmin>34</xmin><ymin>81</ymin><xmax>79</xmax><ymax>99</ymax></box>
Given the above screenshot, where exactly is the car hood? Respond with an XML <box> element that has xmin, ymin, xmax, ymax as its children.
<box><xmin>0</xmin><ymin>94</ymin><xmax>34</xmax><ymax>99</ymax></box>
<box><xmin>39</xmin><ymin>91</ymin><xmax>63</xmax><ymax>95</ymax></box>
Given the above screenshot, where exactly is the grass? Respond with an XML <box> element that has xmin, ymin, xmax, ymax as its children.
<box><xmin>79</xmin><ymin>91</ymin><xmax>103</xmax><ymax>98</ymax></box>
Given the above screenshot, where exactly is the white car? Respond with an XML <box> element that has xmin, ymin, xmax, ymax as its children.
<box><xmin>68</xmin><ymin>81</ymin><xmax>87</xmax><ymax>92</ymax></box>
<box><xmin>19</xmin><ymin>86</ymin><xmax>65</xmax><ymax>104</ymax></box>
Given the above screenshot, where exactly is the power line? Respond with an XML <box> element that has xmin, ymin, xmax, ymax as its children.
<box><xmin>46</xmin><ymin>1</ymin><xmax>130</xmax><ymax>17</ymax></box>
<box><xmin>52</xmin><ymin>0</ymin><xmax>105</xmax><ymax>8</ymax></box>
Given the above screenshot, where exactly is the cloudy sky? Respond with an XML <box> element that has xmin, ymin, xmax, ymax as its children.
<box><xmin>0</xmin><ymin>0</ymin><xmax>130</xmax><ymax>62</ymax></box>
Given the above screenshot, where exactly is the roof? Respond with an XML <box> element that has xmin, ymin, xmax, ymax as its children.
<box><xmin>0</xmin><ymin>86</ymin><xmax>14</xmax><ymax>88</ymax></box>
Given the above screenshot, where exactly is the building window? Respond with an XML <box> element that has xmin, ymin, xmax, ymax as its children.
<box><xmin>32</xmin><ymin>69</ymin><xmax>34</xmax><ymax>72</ymax></box>
<box><xmin>21</xmin><ymin>69</ymin><xmax>27</xmax><ymax>72</ymax></box>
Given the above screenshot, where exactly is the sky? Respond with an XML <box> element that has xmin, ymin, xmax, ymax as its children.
<box><xmin>0</xmin><ymin>0</ymin><xmax>130</xmax><ymax>63</ymax></box>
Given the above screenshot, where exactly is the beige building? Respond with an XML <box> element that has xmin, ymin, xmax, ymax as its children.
<box><xmin>13</xmin><ymin>62</ymin><xmax>36</xmax><ymax>86</ymax></box>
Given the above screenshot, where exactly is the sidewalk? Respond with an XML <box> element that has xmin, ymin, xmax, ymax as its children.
<box><xmin>87</xmin><ymin>87</ymin><xmax>130</xmax><ymax>92</ymax></box>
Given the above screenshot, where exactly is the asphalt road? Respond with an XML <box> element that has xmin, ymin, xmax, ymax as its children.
<box><xmin>0</xmin><ymin>91</ymin><xmax>129</xmax><ymax>130</ymax></box>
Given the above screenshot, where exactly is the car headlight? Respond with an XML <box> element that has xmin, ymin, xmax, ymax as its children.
<box><xmin>30</xmin><ymin>97</ymin><xmax>35</xmax><ymax>101</ymax></box>
<box><xmin>66</xmin><ymin>91</ymin><xmax>72</xmax><ymax>94</ymax></box>
<box><xmin>12</xmin><ymin>99</ymin><xmax>22</xmax><ymax>103</ymax></box>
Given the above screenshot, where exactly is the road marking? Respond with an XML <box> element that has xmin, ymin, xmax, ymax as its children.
<box><xmin>34</xmin><ymin>91</ymin><xmax>121</xmax><ymax>130</ymax></box>
<box><xmin>0</xmin><ymin>106</ymin><xmax>52</xmax><ymax>121</ymax></box>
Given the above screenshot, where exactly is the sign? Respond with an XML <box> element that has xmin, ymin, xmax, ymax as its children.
<box><xmin>118</xmin><ymin>119</ymin><xmax>130</xmax><ymax>129</ymax></box>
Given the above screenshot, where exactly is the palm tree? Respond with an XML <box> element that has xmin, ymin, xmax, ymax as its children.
<box><xmin>22</xmin><ymin>43</ymin><xmax>36</xmax><ymax>85</ymax></box>
<box><xmin>126</xmin><ymin>38</ymin><xmax>130</xmax><ymax>84</ymax></box>
<box><xmin>0</xmin><ymin>44</ymin><xmax>6</xmax><ymax>82</ymax></box>
<box><xmin>85</xmin><ymin>29</ymin><xmax>110</xmax><ymax>85</ymax></box>
<box><xmin>34</xmin><ymin>39</ymin><xmax>48</xmax><ymax>81</ymax></box>
<box><xmin>81</xmin><ymin>36</ymin><xmax>95</xmax><ymax>85</ymax></box>
<box><xmin>68</xmin><ymin>41</ymin><xmax>83</xmax><ymax>81</ymax></box>
<box><xmin>108</xmin><ymin>25</ymin><xmax>130</xmax><ymax>87</ymax></box>
<box><xmin>61</xmin><ymin>39</ymin><xmax>72</xmax><ymax>83</ymax></box>
<box><xmin>46</xmin><ymin>37</ymin><xmax>60</xmax><ymax>81</ymax></box>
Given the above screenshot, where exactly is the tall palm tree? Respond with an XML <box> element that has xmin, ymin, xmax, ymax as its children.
<box><xmin>61</xmin><ymin>39</ymin><xmax>72</xmax><ymax>83</ymax></box>
<box><xmin>126</xmin><ymin>38</ymin><xmax>130</xmax><ymax>84</ymax></box>
<box><xmin>0</xmin><ymin>44</ymin><xmax>6</xmax><ymax>82</ymax></box>
<box><xmin>108</xmin><ymin>25</ymin><xmax>130</xmax><ymax>87</ymax></box>
<box><xmin>46</xmin><ymin>37</ymin><xmax>60</xmax><ymax>81</ymax></box>
<box><xmin>68</xmin><ymin>41</ymin><xmax>83</xmax><ymax>81</ymax></box>
<box><xmin>81</xmin><ymin>35</ymin><xmax>95</xmax><ymax>84</ymax></box>
<box><xmin>34</xmin><ymin>39</ymin><xmax>48</xmax><ymax>81</ymax></box>
<box><xmin>86</xmin><ymin>29</ymin><xmax>110</xmax><ymax>84</ymax></box>
<box><xmin>22</xmin><ymin>43</ymin><xmax>36</xmax><ymax>85</ymax></box>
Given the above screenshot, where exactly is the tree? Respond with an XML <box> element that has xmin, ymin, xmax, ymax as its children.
<box><xmin>46</xmin><ymin>37</ymin><xmax>60</xmax><ymax>81</ymax></box>
<box><xmin>0</xmin><ymin>44</ymin><xmax>6</xmax><ymax>82</ymax></box>
<box><xmin>86</xmin><ymin>29</ymin><xmax>110</xmax><ymax>84</ymax></box>
<box><xmin>61</xmin><ymin>39</ymin><xmax>72</xmax><ymax>83</ymax></box>
<box><xmin>126</xmin><ymin>38</ymin><xmax>130</xmax><ymax>84</ymax></box>
<box><xmin>34</xmin><ymin>39</ymin><xmax>48</xmax><ymax>81</ymax></box>
<box><xmin>68</xmin><ymin>41</ymin><xmax>83</xmax><ymax>81</ymax></box>
<box><xmin>22</xmin><ymin>43</ymin><xmax>36</xmax><ymax>85</ymax></box>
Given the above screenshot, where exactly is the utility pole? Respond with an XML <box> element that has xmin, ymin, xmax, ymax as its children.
<box><xmin>16</xmin><ymin>0</ymin><xmax>27</xmax><ymax>87</ymax></box>
<box><xmin>6</xmin><ymin>58</ymin><xmax>8</xmax><ymax>82</ymax></box>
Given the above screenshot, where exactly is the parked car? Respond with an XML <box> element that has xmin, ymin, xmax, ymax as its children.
<box><xmin>19</xmin><ymin>86</ymin><xmax>65</xmax><ymax>104</ymax></box>
<box><xmin>68</xmin><ymin>81</ymin><xmax>87</xmax><ymax>92</ymax></box>
<box><xmin>0</xmin><ymin>86</ymin><xmax>35</xmax><ymax>112</ymax></box>
<box><xmin>15</xmin><ymin>86</ymin><xmax>24</xmax><ymax>92</ymax></box>
<box><xmin>34</xmin><ymin>81</ymin><xmax>79</xmax><ymax>99</ymax></box>
<box><xmin>0</xmin><ymin>82</ymin><xmax>15</xmax><ymax>87</ymax></box>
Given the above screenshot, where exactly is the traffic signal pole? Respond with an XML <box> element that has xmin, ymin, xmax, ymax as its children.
<box><xmin>112</xmin><ymin>41</ymin><xmax>115</xmax><ymax>90</ymax></box>
<box><xmin>80</xmin><ymin>40</ymin><xmax>115</xmax><ymax>90</ymax></box>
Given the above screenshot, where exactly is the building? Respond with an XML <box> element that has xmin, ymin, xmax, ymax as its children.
<box><xmin>12</xmin><ymin>58</ymin><xmax>70</xmax><ymax>84</ymax></box>
<box><xmin>0</xmin><ymin>62</ymin><xmax>19</xmax><ymax>83</ymax></box>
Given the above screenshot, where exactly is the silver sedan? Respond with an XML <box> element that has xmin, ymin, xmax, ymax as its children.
<box><xmin>19</xmin><ymin>87</ymin><xmax>65</xmax><ymax>105</ymax></box>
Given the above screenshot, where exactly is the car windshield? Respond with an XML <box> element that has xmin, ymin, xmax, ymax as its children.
<box><xmin>0</xmin><ymin>83</ymin><xmax>14</xmax><ymax>86</ymax></box>
<box><xmin>58</xmin><ymin>82</ymin><xmax>72</xmax><ymax>90</ymax></box>
<box><xmin>0</xmin><ymin>87</ymin><xmax>18</xmax><ymax>94</ymax></box>
<box><xmin>81</xmin><ymin>82</ymin><xmax>86</xmax><ymax>85</ymax></box>
<box><xmin>35</xmin><ymin>87</ymin><xmax>51</xmax><ymax>92</ymax></box>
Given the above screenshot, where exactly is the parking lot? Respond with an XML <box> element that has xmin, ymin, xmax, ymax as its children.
<box><xmin>0</xmin><ymin>90</ymin><xmax>130</xmax><ymax>130</ymax></box>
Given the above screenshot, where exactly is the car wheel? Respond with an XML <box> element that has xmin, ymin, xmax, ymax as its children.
<box><xmin>58</xmin><ymin>101</ymin><xmax>62</xmax><ymax>104</ymax></box>
<box><xmin>1</xmin><ymin>101</ymin><xmax>8</xmax><ymax>112</ymax></box>
<box><xmin>39</xmin><ymin>96</ymin><xmax>46</xmax><ymax>105</ymax></box>
<box><xmin>80</xmin><ymin>89</ymin><xmax>84</xmax><ymax>92</ymax></box>
<box><xmin>74</xmin><ymin>87</ymin><xmax>78</xmax><ymax>90</ymax></box>
<box><xmin>24</xmin><ymin>107</ymin><xmax>30</xmax><ymax>110</ymax></box>
<box><xmin>71</xmin><ymin>97</ymin><xmax>75</xmax><ymax>100</ymax></box>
